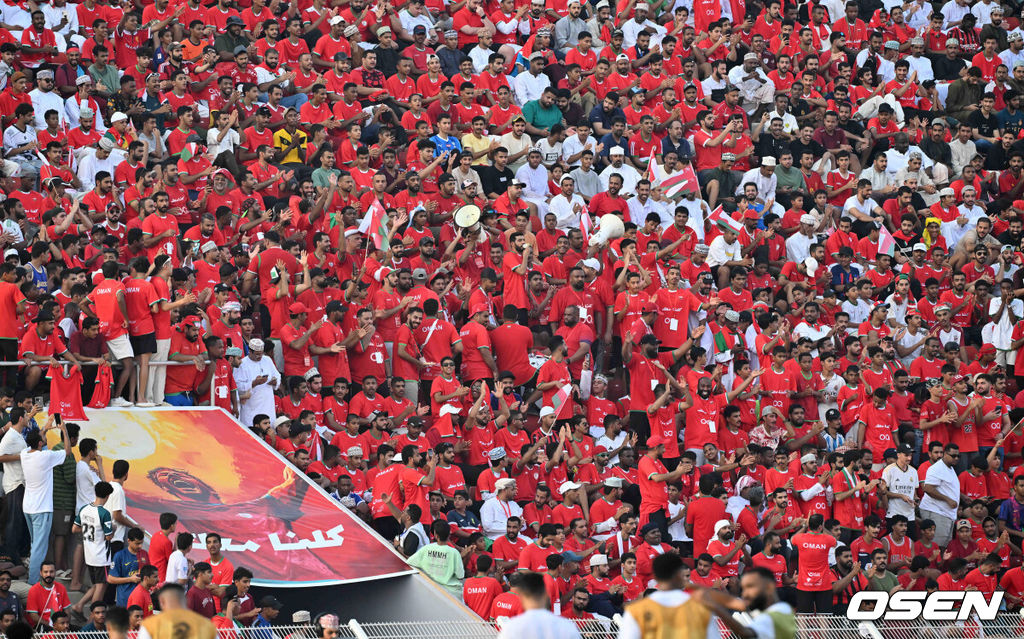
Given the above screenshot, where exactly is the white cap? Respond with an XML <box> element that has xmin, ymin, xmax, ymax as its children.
<box><xmin>495</xmin><ymin>477</ymin><xmax>516</xmax><ymax>491</ymax></box>
<box><xmin>249</xmin><ymin>338</ymin><xmax>264</xmax><ymax>351</ymax></box>
<box><xmin>913</xmin><ymin>242</ymin><xmax>928</xmax><ymax>252</ymax></box>
<box><xmin>200</xmin><ymin>240</ymin><xmax>217</xmax><ymax>254</ymax></box>
<box><xmin>110</xmin><ymin>112</ymin><xmax>128</xmax><ymax>123</ymax></box>
<box><xmin>761</xmin><ymin>156</ymin><xmax>777</xmax><ymax>167</ymax></box>
<box><xmin>589</xmin><ymin>554</ymin><xmax>608</xmax><ymax>567</ymax></box>
<box><xmin>539</xmin><ymin>406</ymin><xmax>555</xmax><ymax>418</ymax></box>
<box><xmin>609</xmin><ymin>145</ymin><xmax>625</xmax><ymax>155</ymax></box>
<box><xmin>3</xmin><ymin>248</ymin><xmax>18</xmax><ymax>260</ymax></box>
<box><xmin>800</xmin><ymin>453</ymin><xmax>817</xmax><ymax>464</ymax></box>
<box><xmin>799</xmin><ymin>213</ymin><xmax>816</xmax><ymax>225</ymax></box>
<box><xmin>392</xmin><ymin>452</ymin><xmax>404</xmax><ymax>462</ymax></box>
<box><xmin>329</xmin><ymin>15</ymin><xmax>344</xmax><ymax>25</ymax></box>
<box><xmin>345</xmin><ymin>446</ymin><xmax>363</xmax><ymax>457</ymax></box>
<box><xmin>581</xmin><ymin>257</ymin><xmax>601</xmax><ymax>272</ymax></box>
<box><xmin>803</xmin><ymin>256</ymin><xmax>818</xmax><ymax>277</ymax></box>
<box><xmin>559</xmin><ymin>481</ymin><xmax>582</xmax><ymax>495</ymax></box>
<box><xmin>939</xmin><ymin>187</ymin><xmax>955</xmax><ymax>197</ymax></box>
<box><xmin>714</xmin><ymin>519</ymin><xmax>732</xmax><ymax>533</ymax></box>
<box><xmin>274</xmin><ymin>415</ymin><xmax>291</xmax><ymax>427</ymax></box>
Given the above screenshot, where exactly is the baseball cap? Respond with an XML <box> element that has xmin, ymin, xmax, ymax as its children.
<box><xmin>558</xmin><ymin>481</ymin><xmax>582</xmax><ymax>495</ymax></box>
<box><xmin>288</xmin><ymin>302</ymin><xmax>309</xmax><ymax>315</ymax></box>
<box><xmin>646</xmin><ymin>434</ymin><xmax>665</xmax><ymax>447</ymax></box>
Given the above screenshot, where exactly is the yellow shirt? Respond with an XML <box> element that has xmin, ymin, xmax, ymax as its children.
<box><xmin>140</xmin><ymin>608</ymin><xmax>217</xmax><ymax>639</ymax></box>
<box><xmin>624</xmin><ymin>591</ymin><xmax>716</xmax><ymax>639</ymax></box>
<box><xmin>461</xmin><ymin>133</ymin><xmax>493</xmax><ymax>165</ymax></box>
<box><xmin>273</xmin><ymin>128</ymin><xmax>307</xmax><ymax>164</ymax></box>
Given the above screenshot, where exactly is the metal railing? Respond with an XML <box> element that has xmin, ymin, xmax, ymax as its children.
<box><xmin>30</xmin><ymin>614</ymin><xmax>1024</xmax><ymax>638</ymax></box>
<box><xmin>2</xmin><ymin>359</ymin><xmax>221</xmax><ymax>407</ymax></box>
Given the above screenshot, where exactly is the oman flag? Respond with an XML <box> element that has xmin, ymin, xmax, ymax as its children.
<box><xmin>358</xmin><ymin>199</ymin><xmax>390</xmax><ymax>249</ymax></box>
<box><xmin>878</xmin><ymin>224</ymin><xmax>896</xmax><ymax>257</ymax></box>
<box><xmin>551</xmin><ymin>383</ymin><xmax>575</xmax><ymax>421</ymax></box>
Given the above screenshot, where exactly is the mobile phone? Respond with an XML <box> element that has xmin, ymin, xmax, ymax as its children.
<box><xmin>33</xmin><ymin>396</ymin><xmax>43</xmax><ymax>406</ymax></box>
<box><xmin>54</xmin><ymin>414</ymin><xmax>62</xmax><ymax>426</ymax></box>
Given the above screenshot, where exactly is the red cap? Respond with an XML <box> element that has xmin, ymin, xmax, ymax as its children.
<box><xmin>288</xmin><ymin>302</ymin><xmax>309</xmax><ymax>315</ymax></box>
<box><xmin>646</xmin><ymin>435</ymin><xmax>665</xmax><ymax>447</ymax></box>
<box><xmin>470</xmin><ymin>303</ymin><xmax>489</xmax><ymax>316</ymax></box>
<box><xmin>979</xmin><ymin>344</ymin><xmax>996</xmax><ymax>355</ymax></box>
<box><xmin>641</xmin><ymin>301</ymin><xmax>657</xmax><ymax>313</ymax></box>
<box><xmin>179</xmin><ymin>315</ymin><xmax>202</xmax><ymax>328</ymax></box>
<box><xmin>744</xmin><ymin>208</ymin><xmax>760</xmax><ymax>220</ymax></box>
<box><xmin>951</xmin><ymin>375</ymin><xmax>967</xmax><ymax>385</ymax></box>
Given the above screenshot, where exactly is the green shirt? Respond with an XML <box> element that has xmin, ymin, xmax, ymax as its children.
<box><xmin>88</xmin><ymin>63</ymin><xmax>118</xmax><ymax>97</ymax></box>
<box><xmin>406</xmin><ymin>542</ymin><xmax>464</xmax><ymax>595</ymax></box>
<box><xmin>214</xmin><ymin>32</ymin><xmax>250</xmax><ymax>55</ymax></box>
<box><xmin>522</xmin><ymin>99</ymin><xmax>562</xmax><ymax>132</ymax></box>
<box><xmin>311</xmin><ymin>167</ymin><xmax>341</xmax><ymax>189</ymax></box>
<box><xmin>51</xmin><ymin>443</ymin><xmax>76</xmax><ymax>511</ymax></box>
<box><xmin>868</xmin><ymin>569</ymin><xmax>899</xmax><ymax>593</ymax></box>
<box><xmin>774</xmin><ymin>166</ymin><xmax>807</xmax><ymax>192</ymax></box>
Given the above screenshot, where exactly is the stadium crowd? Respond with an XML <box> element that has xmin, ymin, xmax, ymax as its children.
<box><xmin>6</xmin><ymin>0</ymin><xmax>1024</xmax><ymax>634</ymax></box>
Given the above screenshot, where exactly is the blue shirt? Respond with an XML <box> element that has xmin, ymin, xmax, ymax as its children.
<box><xmin>0</xmin><ymin>591</ymin><xmax>21</xmax><ymax>619</ymax></box>
<box><xmin>109</xmin><ymin>547</ymin><xmax>141</xmax><ymax>607</ymax></box>
<box><xmin>429</xmin><ymin>134</ymin><xmax>462</xmax><ymax>158</ymax></box>
<box><xmin>253</xmin><ymin>614</ymin><xmax>274</xmax><ymax>639</ymax></box>
<box><xmin>830</xmin><ymin>264</ymin><xmax>861</xmax><ymax>289</ymax></box>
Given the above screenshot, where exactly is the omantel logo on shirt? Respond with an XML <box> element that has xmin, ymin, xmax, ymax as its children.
<box><xmin>848</xmin><ymin>591</ymin><xmax>1004</xmax><ymax>621</ymax></box>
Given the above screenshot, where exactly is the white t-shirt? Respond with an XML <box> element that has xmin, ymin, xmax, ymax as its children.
<box><xmin>206</xmin><ymin>127</ymin><xmax>240</xmax><ymax>156</ymax></box>
<box><xmin>707</xmin><ymin>236</ymin><xmax>742</xmax><ymax>268</ymax></box>
<box><xmin>76</xmin><ymin>503</ymin><xmax>113</xmax><ymax>567</ymax></box>
<box><xmin>497</xmin><ymin>609</ymin><xmax>582</xmax><ymax>639</ymax></box>
<box><xmin>20</xmin><ymin>448</ymin><xmax>67</xmax><ymax>514</ymax></box>
<box><xmin>920</xmin><ymin>460</ymin><xmax>960</xmax><ymax>520</ymax></box>
<box><xmin>166</xmin><ymin>550</ymin><xmax>190</xmax><ymax>584</ymax></box>
<box><xmin>0</xmin><ymin>428</ymin><xmax>26</xmax><ymax>494</ymax></box>
<box><xmin>75</xmin><ymin>460</ymin><xmax>100</xmax><ymax>512</ymax></box>
<box><xmin>882</xmin><ymin>463</ymin><xmax>919</xmax><ymax>520</ymax></box>
<box><xmin>106</xmin><ymin>481</ymin><xmax>128</xmax><ymax>542</ymax></box>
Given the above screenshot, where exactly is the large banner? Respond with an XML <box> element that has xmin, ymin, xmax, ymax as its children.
<box><xmin>78</xmin><ymin>408</ymin><xmax>414</xmax><ymax>587</ymax></box>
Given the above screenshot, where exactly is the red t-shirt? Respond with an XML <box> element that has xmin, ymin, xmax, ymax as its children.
<box><xmin>792</xmin><ymin>532</ymin><xmax>838</xmax><ymax>591</ymax></box>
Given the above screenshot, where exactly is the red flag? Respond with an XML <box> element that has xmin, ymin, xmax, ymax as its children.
<box><xmin>551</xmin><ymin>383</ymin><xmax>575</xmax><ymax>421</ymax></box>
<box><xmin>580</xmin><ymin>204</ymin><xmax>592</xmax><ymax>245</ymax></box>
<box><xmin>432</xmin><ymin>404</ymin><xmax>460</xmax><ymax>438</ymax></box>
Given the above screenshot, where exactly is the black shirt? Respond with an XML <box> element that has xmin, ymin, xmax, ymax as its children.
<box><xmin>588</xmin><ymin>105</ymin><xmax>626</xmax><ymax>132</ymax></box>
<box><xmin>372</xmin><ymin>46</ymin><xmax>401</xmax><ymax>77</ymax></box>
<box><xmin>478</xmin><ymin>165</ymin><xmax>514</xmax><ymax>197</ymax></box>
<box><xmin>967</xmin><ymin>109</ymin><xmax>999</xmax><ymax>139</ymax></box>
<box><xmin>662</xmin><ymin>135</ymin><xmax>694</xmax><ymax>162</ymax></box>
<box><xmin>755</xmin><ymin>134</ymin><xmax>791</xmax><ymax>162</ymax></box>
<box><xmin>920</xmin><ymin>138</ymin><xmax>953</xmax><ymax>167</ymax></box>
<box><xmin>933</xmin><ymin>56</ymin><xmax>967</xmax><ymax>82</ymax></box>
<box><xmin>789</xmin><ymin>138</ymin><xmax>825</xmax><ymax>162</ymax></box>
